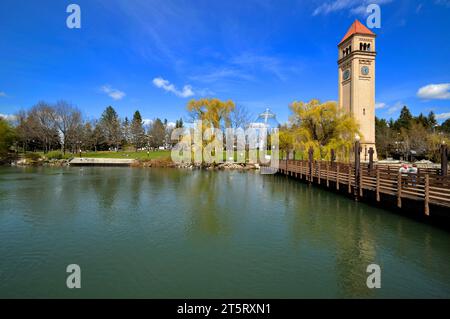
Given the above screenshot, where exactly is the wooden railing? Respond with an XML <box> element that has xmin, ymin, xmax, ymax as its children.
<box><xmin>277</xmin><ymin>160</ymin><xmax>450</xmax><ymax>215</ymax></box>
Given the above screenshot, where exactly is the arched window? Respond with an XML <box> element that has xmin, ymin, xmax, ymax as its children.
<box><xmin>349</xmin><ymin>45</ymin><xmax>352</xmax><ymax>52</ymax></box>
<box><xmin>360</xmin><ymin>43</ymin><xmax>363</xmax><ymax>50</ymax></box>
<box><xmin>363</xmin><ymin>108</ymin><xmax>366</xmax><ymax>115</ymax></box>
<box><xmin>367</xmin><ymin>44</ymin><xmax>371</xmax><ymax>51</ymax></box>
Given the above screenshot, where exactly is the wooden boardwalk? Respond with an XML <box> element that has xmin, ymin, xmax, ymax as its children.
<box><xmin>277</xmin><ymin>160</ymin><xmax>450</xmax><ymax>216</ymax></box>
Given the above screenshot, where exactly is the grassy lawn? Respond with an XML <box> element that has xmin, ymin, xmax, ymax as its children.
<box><xmin>82</xmin><ymin>150</ymin><xmax>171</xmax><ymax>160</ymax></box>
<box><xmin>33</xmin><ymin>149</ymin><xmax>276</xmax><ymax>161</ymax></box>
<box><xmin>32</xmin><ymin>150</ymin><xmax>171</xmax><ymax>160</ymax></box>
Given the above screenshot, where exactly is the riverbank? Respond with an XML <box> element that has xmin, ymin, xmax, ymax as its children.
<box><xmin>9</xmin><ymin>156</ymin><xmax>260</xmax><ymax>171</ymax></box>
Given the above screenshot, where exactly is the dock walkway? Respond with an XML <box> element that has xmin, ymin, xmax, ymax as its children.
<box><xmin>277</xmin><ymin>159</ymin><xmax>450</xmax><ymax>216</ymax></box>
<box><xmin>69</xmin><ymin>158</ymin><xmax>136</xmax><ymax>166</ymax></box>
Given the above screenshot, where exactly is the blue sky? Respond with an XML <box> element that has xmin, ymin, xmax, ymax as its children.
<box><xmin>0</xmin><ymin>0</ymin><xmax>449</xmax><ymax>124</ymax></box>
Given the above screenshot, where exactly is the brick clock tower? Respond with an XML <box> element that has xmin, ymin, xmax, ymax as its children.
<box><xmin>338</xmin><ymin>20</ymin><xmax>378</xmax><ymax>160</ymax></box>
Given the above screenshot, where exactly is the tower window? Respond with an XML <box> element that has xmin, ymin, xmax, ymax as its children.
<box><xmin>360</xmin><ymin>43</ymin><xmax>363</xmax><ymax>50</ymax></box>
<box><xmin>367</xmin><ymin>44</ymin><xmax>371</xmax><ymax>51</ymax></box>
<box><xmin>363</xmin><ymin>108</ymin><xmax>366</xmax><ymax>115</ymax></box>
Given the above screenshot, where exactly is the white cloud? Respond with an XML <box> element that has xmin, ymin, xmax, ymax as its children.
<box><xmin>101</xmin><ymin>85</ymin><xmax>126</xmax><ymax>100</ymax></box>
<box><xmin>152</xmin><ymin>77</ymin><xmax>194</xmax><ymax>98</ymax></box>
<box><xmin>435</xmin><ymin>0</ymin><xmax>450</xmax><ymax>8</ymax></box>
<box><xmin>0</xmin><ymin>92</ymin><xmax>6</xmax><ymax>97</ymax></box>
<box><xmin>143</xmin><ymin>119</ymin><xmax>153</xmax><ymax>126</ymax></box>
<box><xmin>196</xmin><ymin>88</ymin><xmax>215</xmax><ymax>97</ymax></box>
<box><xmin>417</xmin><ymin>83</ymin><xmax>450</xmax><ymax>100</ymax></box>
<box><xmin>436</xmin><ymin>112</ymin><xmax>450</xmax><ymax>120</ymax></box>
<box><xmin>0</xmin><ymin>113</ymin><xmax>17</xmax><ymax>121</ymax></box>
<box><xmin>375</xmin><ymin>102</ymin><xmax>386</xmax><ymax>109</ymax></box>
<box><xmin>141</xmin><ymin>119</ymin><xmax>176</xmax><ymax>127</ymax></box>
<box><xmin>386</xmin><ymin>102</ymin><xmax>404</xmax><ymax>115</ymax></box>
<box><xmin>375</xmin><ymin>101</ymin><xmax>404</xmax><ymax>115</ymax></box>
<box><xmin>313</xmin><ymin>0</ymin><xmax>392</xmax><ymax>16</ymax></box>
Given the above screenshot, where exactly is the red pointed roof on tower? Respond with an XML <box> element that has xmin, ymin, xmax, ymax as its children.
<box><xmin>339</xmin><ymin>19</ymin><xmax>375</xmax><ymax>45</ymax></box>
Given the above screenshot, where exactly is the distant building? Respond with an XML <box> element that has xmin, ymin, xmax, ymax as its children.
<box><xmin>249</xmin><ymin>108</ymin><xmax>279</xmax><ymax>149</ymax></box>
<box><xmin>249</xmin><ymin>108</ymin><xmax>279</xmax><ymax>131</ymax></box>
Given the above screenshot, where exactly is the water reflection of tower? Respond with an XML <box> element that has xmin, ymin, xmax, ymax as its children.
<box><xmin>249</xmin><ymin>108</ymin><xmax>279</xmax><ymax>149</ymax></box>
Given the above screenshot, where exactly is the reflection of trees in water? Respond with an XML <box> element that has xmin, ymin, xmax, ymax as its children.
<box><xmin>129</xmin><ymin>169</ymin><xmax>145</xmax><ymax>208</ymax></box>
<box><xmin>271</xmin><ymin>176</ymin><xmax>450</xmax><ymax>297</ymax></box>
<box><xmin>266</xmin><ymin>176</ymin><xmax>378</xmax><ymax>297</ymax></box>
<box><xmin>181</xmin><ymin>171</ymin><xmax>229</xmax><ymax>237</ymax></box>
<box><xmin>333</xmin><ymin>202</ymin><xmax>376</xmax><ymax>298</ymax></box>
<box><xmin>88</xmin><ymin>168</ymin><xmax>121</xmax><ymax>211</ymax></box>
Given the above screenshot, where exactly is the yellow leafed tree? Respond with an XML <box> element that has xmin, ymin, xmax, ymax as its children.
<box><xmin>186</xmin><ymin>98</ymin><xmax>236</xmax><ymax>163</ymax></box>
<box><xmin>285</xmin><ymin>99</ymin><xmax>360</xmax><ymax>161</ymax></box>
<box><xmin>187</xmin><ymin>98</ymin><xmax>235</xmax><ymax>129</ymax></box>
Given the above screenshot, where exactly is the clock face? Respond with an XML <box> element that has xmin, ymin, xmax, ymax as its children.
<box><xmin>361</xmin><ymin>66</ymin><xmax>369</xmax><ymax>76</ymax></box>
<box><xmin>343</xmin><ymin>70</ymin><xmax>350</xmax><ymax>81</ymax></box>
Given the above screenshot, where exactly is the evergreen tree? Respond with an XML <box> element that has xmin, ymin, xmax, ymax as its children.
<box><xmin>130</xmin><ymin>110</ymin><xmax>145</xmax><ymax>151</ymax></box>
<box><xmin>394</xmin><ymin>106</ymin><xmax>413</xmax><ymax>130</ymax></box>
<box><xmin>149</xmin><ymin>118</ymin><xmax>166</xmax><ymax>148</ymax></box>
<box><xmin>415</xmin><ymin>113</ymin><xmax>428</xmax><ymax>128</ymax></box>
<box><xmin>426</xmin><ymin>111</ymin><xmax>437</xmax><ymax>130</ymax></box>
<box><xmin>100</xmin><ymin>106</ymin><xmax>122</xmax><ymax>151</ymax></box>
<box><xmin>175</xmin><ymin>118</ymin><xmax>184</xmax><ymax>128</ymax></box>
<box><xmin>122</xmin><ymin>117</ymin><xmax>131</xmax><ymax>145</ymax></box>
<box><xmin>441</xmin><ymin>118</ymin><xmax>450</xmax><ymax>134</ymax></box>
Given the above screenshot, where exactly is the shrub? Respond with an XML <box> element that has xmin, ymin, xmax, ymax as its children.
<box><xmin>24</xmin><ymin>153</ymin><xmax>41</xmax><ymax>161</ymax></box>
<box><xmin>47</xmin><ymin>151</ymin><xmax>64</xmax><ymax>160</ymax></box>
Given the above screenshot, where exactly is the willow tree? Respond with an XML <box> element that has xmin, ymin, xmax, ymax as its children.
<box><xmin>187</xmin><ymin>98</ymin><xmax>235</xmax><ymax>129</ymax></box>
<box><xmin>287</xmin><ymin>99</ymin><xmax>360</xmax><ymax>161</ymax></box>
<box><xmin>279</xmin><ymin>124</ymin><xmax>294</xmax><ymax>159</ymax></box>
<box><xmin>186</xmin><ymin>98</ymin><xmax>236</xmax><ymax>163</ymax></box>
<box><xmin>0</xmin><ymin>117</ymin><xmax>16</xmax><ymax>159</ymax></box>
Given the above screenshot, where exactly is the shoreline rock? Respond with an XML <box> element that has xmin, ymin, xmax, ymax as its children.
<box><xmin>9</xmin><ymin>156</ymin><xmax>260</xmax><ymax>171</ymax></box>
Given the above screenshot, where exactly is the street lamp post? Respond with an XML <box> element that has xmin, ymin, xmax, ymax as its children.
<box><xmin>368</xmin><ymin>147</ymin><xmax>374</xmax><ymax>170</ymax></box>
<box><xmin>308</xmin><ymin>146</ymin><xmax>314</xmax><ymax>184</ymax></box>
<box><xmin>441</xmin><ymin>140</ymin><xmax>448</xmax><ymax>176</ymax></box>
<box><xmin>78</xmin><ymin>141</ymin><xmax>82</xmax><ymax>158</ymax></box>
<box><xmin>354</xmin><ymin>134</ymin><xmax>362</xmax><ymax>201</ymax></box>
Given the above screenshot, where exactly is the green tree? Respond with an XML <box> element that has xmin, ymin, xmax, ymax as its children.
<box><xmin>394</xmin><ymin>106</ymin><xmax>413</xmax><ymax>130</ymax></box>
<box><xmin>148</xmin><ymin>118</ymin><xmax>166</xmax><ymax>148</ymax></box>
<box><xmin>122</xmin><ymin>117</ymin><xmax>131</xmax><ymax>145</ymax></box>
<box><xmin>427</xmin><ymin>111</ymin><xmax>437</xmax><ymax>130</ymax></box>
<box><xmin>175</xmin><ymin>118</ymin><xmax>184</xmax><ymax>128</ymax></box>
<box><xmin>130</xmin><ymin>111</ymin><xmax>145</xmax><ymax>151</ymax></box>
<box><xmin>375</xmin><ymin>117</ymin><xmax>393</xmax><ymax>159</ymax></box>
<box><xmin>91</xmin><ymin>120</ymin><xmax>105</xmax><ymax>152</ymax></box>
<box><xmin>415</xmin><ymin>113</ymin><xmax>428</xmax><ymax>128</ymax></box>
<box><xmin>441</xmin><ymin>118</ymin><xmax>450</xmax><ymax>134</ymax></box>
<box><xmin>100</xmin><ymin>106</ymin><xmax>122</xmax><ymax>151</ymax></box>
<box><xmin>0</xmin><ymin>117</ymin><xmax>16</xmax><ymax>159</ymax></box>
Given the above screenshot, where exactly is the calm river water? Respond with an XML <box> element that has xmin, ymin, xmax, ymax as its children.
<box><xmin>0</xmin><ymin>167</ymin><xmax>449</xmax><ymax>298</ymax></box>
